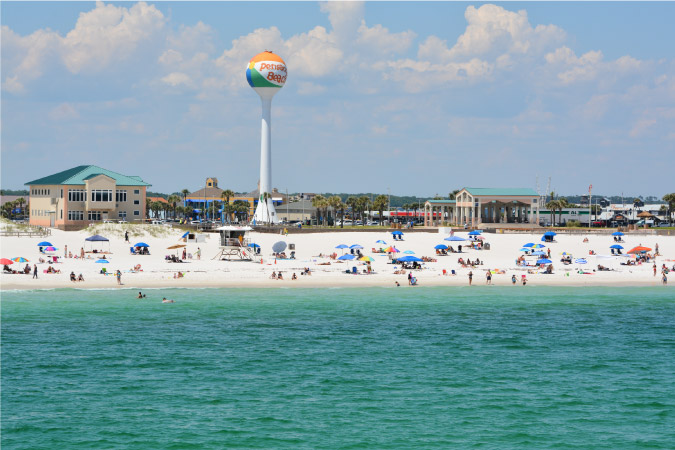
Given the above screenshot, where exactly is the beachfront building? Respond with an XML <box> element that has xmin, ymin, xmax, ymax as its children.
<box><xmin>424</xmin><ymin>187</ymin><xmax>540</xmax><ymax>227</ymax></box>
<box><xmin>185</xmin><ymin>178</ymin><xmax>287</xmax><ymax>221</ymax></box>
<box><xmin>25</xmin><ymin>165</ymin><xmax>151</xmax><ymax>230</ymax></box>
<box><xmin>277</xmin><ymin>199</ymin><xmax>317</xmax><ymax>223</ymax></box>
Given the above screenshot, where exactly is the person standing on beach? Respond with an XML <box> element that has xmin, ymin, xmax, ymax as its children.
<box><xmin>408</xmin><ymin>272</ymin><xmax>412</xmax><ymax>285</ymax></box>
<box><xmin>663</xmin><ymin>272</ymin><xmax>668</xmax><ymax>285</ymax></box>
<box><xmin>511</xmin><ymin>274</ymin><xmax>517</xmax><ymax>285</ymax></box>
<box><xmin>196</xmin><ymin>247</ymin><xmax>201</xmax><ymax>260</ymax></box>
<box><xmin>80</xmin><ymin>247</ymin><xmax>85</xmax><ymax>258</ymax></box>
<box><xmin>486</xmin><ymin>270</ymin><xmax>492</xmax><ymax>285</ymax></box>
<box><xmin>64</xmin><ymin>245</ymin><xmax>68</xmax><ymax>258</ymax></box>
<box><xmin>653</xmin><ymin>263</ymin><xmax>657</xmax><ymax>277</ymax></box>
<box><xmin>33</xmin><ymin>264</ymin><xmax>38</xmax><ymax>279</ymax></box>
<box><xmin>116</xmin><ymin>270</ymin><xmax>122</xmax><ymax>285</ymax></box>
<box><xmin>458</xmin><ymin>244</ymin><xmax>462</xmax><ymax>253</ymax></box>
<box><xmin>468</xmin><ymin>270</ymin><xmax>473</xmax><ymax>285</ymax></box>
<box><xmin>125</xmin><ymin>231</ymin><xmax>129</xmax><ymax>243</ymax></box>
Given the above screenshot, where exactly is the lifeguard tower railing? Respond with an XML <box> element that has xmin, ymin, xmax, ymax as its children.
<box><xmin>220</xmin><ymin>237</ymin><xmax>251</xmax><ymax>248</ymax></box>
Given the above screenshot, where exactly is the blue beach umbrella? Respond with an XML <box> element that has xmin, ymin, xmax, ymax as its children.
<box><xmin>403</xmin><ymin>250</ymin><xmax>415</xmax><ymax>254</ymax></box>
<box><xmin>612</xmin><ymin>231</ymin><xmax>624</xmax><ymax>236</ymax></box>
<box><xmin>37</xmin><ymin>241</ymin><xmax>53</xmax><ymax>247</ymax></box>
<box><xmin>181</xmin><ymin>232</ymin><xmax>190</xmax><ymax>238</ymax></box>
<box><xmin>335</xmin><ymin>244</ymin><xmax>349</xmax><ymax>249</ymax></box>
<box><xmin>610</xmin><ymin>244</ymin><xmax>624</xmax><ymax>249</ymax></box>
<box><xmin>574</xmin><ymin>259</ymin><xmax>588</xmax><ymax>264</ymax></box>
<box><xmin>532</xmin><ymin>251</ymin><xmax>547</xmax><ymax>256</ymax></box>
<box><xmin>391</xmin><ymin>231</ymin><xmax>403</xmax><ymax>235</ymax></box>
<box><xmin>468</xmin><ymin>230</ymin><xmax>482</xmax><ymax>236</ymax></box>
<box><xmin>519</xmin><ymin>248</ymin><xmax>530</xmax><ymax>252</ymax></box>
<box><xmin>397</xmin><ymin>255</ymin><xmax>423</xmax><ymax>262</ymax></box>
<box><xmin>350</xmin><ymin>244</ymin><xmax>363</xmax><ymax>249</ymax></box>
<box><xmin>530</xmin><ymin>244</ymin><xmax>546</xmax><ymax>249</ymax></box>
<box><xmin>543</xmin><ymin>231</ymin><xmax>557</xmax><ymax>236</ymax></box>
<box><xmin>338</xmin><ymin>254</ymin><xmax>355</xmax><ymax>260</ymax></box>
<box><xmin>248</xmin><ymin>243</ymin><xmax>260</xmax><ymax>248</ymax></box>
<box><xmin>376</xmin><ymin>240</ymin><xmax>387</xmax><ymax>244</ymax></box>
<box><xmin>536</xmin><ymin>259</ymin><xmax>552</xmax><ymax>264</ymax></box>
<box><xmin>95</xmin><ymin>259</ymin><xmax>109</xmax><ymax>263</ymax></box>
<box><xmin>445</xmin><ymin>236</ymin><xmax>466</xmax><ymax>241</ymax></box>
<box><xmin>134</xmin><ymin>242</ymin><xmax>149</xmax><ymax>248</ymax></box>
<box><xmin>523</xmin><ymin>243</ymin><xmax>535</xmax><ymax>247</ymax></box>
<box><xmin>434</xmin><ymin>244</ymin><xmax>448</xmax><ymax>250</ymax></box>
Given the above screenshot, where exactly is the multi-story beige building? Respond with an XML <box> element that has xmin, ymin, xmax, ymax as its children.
<box><xmin>26</xmin><ymin>165</ymin><xmax>151</xmax><ymax>230</ymax></box>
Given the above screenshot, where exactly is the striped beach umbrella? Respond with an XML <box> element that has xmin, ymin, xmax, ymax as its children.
<box><xmin>12</xmin><ymin>257</ymin><xmax>29</xmax><ymax>263</ymax></box>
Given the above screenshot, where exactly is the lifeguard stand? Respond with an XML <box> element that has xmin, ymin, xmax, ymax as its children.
<box><xmin>213</xmin><ymin>225</ymin><xmax>253</xmax><ymax>261</ymax></box>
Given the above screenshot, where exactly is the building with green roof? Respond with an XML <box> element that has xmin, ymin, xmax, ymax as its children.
<box><xmin>26</xmin><ymin>165</ymin><xmax>151</xmax><ymax>229</ymax></box>
<box><xmin>424</xmin><ymin>187</ymin><xmax>542</xmax><ymax>227</ymax></box>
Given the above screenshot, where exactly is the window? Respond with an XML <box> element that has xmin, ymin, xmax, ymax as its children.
<box><xmin>116</xmin><ymin>190</ymin><xmax>127</xmax><ymax>202</ymax></box>
<box><xmin>60</xmin><ymin>210</ymin><xmax>63</xmax><ymax>219</ymax></box>
<box><xmin>88</xmin><ymin>211</ymin><xmax>102</xmax><ymax>221</ymax></box>
<box><xmin>68</xmin><ymin>189</ymin><xmax>86</xmax><ymax>202</ymax></box>
<box><xmin>60</xmin><ymin>189</ymin><xmax>63</xmax><ymax>198</ymax></box>
<box><xmin>118</xmin><ymin>211</ymin><xmax>127</xmax><ymax>219</ymax></box>
<box><xmin>133</xmin><ymin>210</ymin><xmax>140</xmax><ymax>216</ymax></box>
<box><xmin>133</xmin><ymin>200</ymin><xmax>140</xmax><ymax>205</ymax></box>
<box><xmin>91</xmin><ymin>190</ymin><xmax>113</xmax><ymax>202</ymax></box>
<box><xmin>134</xmin><ymin>189</ymin><xmax>140</xmax><ymax>195</ymax></box>
<box><xmin>68</xmin><ymin>211</ymin><xmax>84</xmax><ymax>221</ymax></box>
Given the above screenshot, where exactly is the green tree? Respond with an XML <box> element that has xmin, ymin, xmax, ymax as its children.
<box><xmin>346</xmin><ymin>196</ymin><xmax>358</xmax><ymax>222</ymax></box>
<box><xmin>167</xmin><ymin>194</ymin><xmax>180</xmax><ymax>219</ymax></box>
<box><xmin>373</xmin><ymin>195</ymin><xmax>388</xmax><ymax>225</ymax></box>
<box><xmin>220</xmin><ymin>189</ymin><xmax>235</xmax><ymax>223</ymax></box>
<box><xmin>15</xmin><ymin>197</ymin><xmax>26</xmax><ymax>219</ymax></box>
<box><xmin>545</xmin><ymin>199</ymin><xmax>559</xmax><ymax>226</ymax></box>
<box><xmin>448</xmin><ymin>189</ymin><xmax>460</xmax><ymax>200</ymax></box>
<box><xmin>181</xmin><ymin>188</ymin><xmax>190</xmax><ymax>208</ymax></box>
<box><xmin>358</xmin><ymin>196</ymin><xmax>371</xmax><ymax>225</ymax></box>
<box><xmin>328</xmin><ymin>195</ymin><xmax>342</xmax><ymax>227</ymax></box>
<box><xmin>663</xmin><ymin>193</ymin><xmax>675</xmax><ymax>225</ymax></box>
<box><xmin>311</xmin><ymin>194</ymin><xmax>326</xmax><ymax>225</ymax></box>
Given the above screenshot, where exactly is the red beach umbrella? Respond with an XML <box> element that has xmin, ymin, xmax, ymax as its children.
<box><xmin>0</xmin><ymin>258</ymin><xmax>14</xmax><ymax>265</ymax></box>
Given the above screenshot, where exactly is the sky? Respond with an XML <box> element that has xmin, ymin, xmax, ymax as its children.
<box><xmin>2</xmin><ymin>1</ymin><xmax>674</xmax><ymax>197</ymax></box>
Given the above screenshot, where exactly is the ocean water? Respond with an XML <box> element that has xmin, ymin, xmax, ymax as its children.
<box><xmin>2</xmin><ymin>287</ymin><xmax>674</xmax><ymax>449</ymax></box>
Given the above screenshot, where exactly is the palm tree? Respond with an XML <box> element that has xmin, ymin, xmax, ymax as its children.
<box><xmin>346</xmin><ymin>196</ymin><xmax>358</xmax><ymax>223</ymax></box>
<box><xmin>167</xmin><ymin>195</ymin><xmax>179</xmax><ymax>220</ymax></box>
<box><xmin>312</xmin><ymin>194</ymin><xmax>326</xmax><ymax>225</ymax></box>
<box><xmin>358</xmin><ymin>196</ymin><xmax>370</xmax><ymax>225</ymax></box>
<box><xmin>337</xmin><ymin>200</ymin><xmax>347</xmax><ymax>228</ymax></box>
<box><xmin>146</xmin><ymin>198</ymin><xmax>153</xmax><ymax>219</ymax></box>
<box><xmin>181</xmin><ymin>188</ymin><xmax>190</xmax><ymax>209</ymax></box>
<box><xmin>545</xmin><ymin>199</ymin><xmax>558</xmax><ymax>226</ymax></box>
<box><xmin>15</xmin><ymin>197</ymin><xmax>26</xmax><ymax>219</ymax></box>
<box><xmin>328</xmin><ymin>196</ymin><xmax>342</xmax><ymax>226</ymax></box>
<box><xmin>663</xmin><ymin>193</ymin><xmax>675</xmax><ymax>225</ymax></box>
<box><xmin>232</xmin><ymin>200</ymin><xmax>250</xmax><ymax>223</ymax></box>
<box><xmin>448</xmin><ymin>189</ymin><xmax>460</xmax><ymax>200</ymax></box>
<box><xmin>373</xmin><ymin>195</ymin><xmax>388</xmax><ymax>225</ymax></box>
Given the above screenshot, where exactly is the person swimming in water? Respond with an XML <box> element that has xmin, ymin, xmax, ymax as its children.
<box><xmin>162</xmin><ymin>297</ymin><xmax>174</xmax><ymax>303</ymax></box>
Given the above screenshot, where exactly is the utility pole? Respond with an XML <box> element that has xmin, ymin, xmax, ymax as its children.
<box><xmin>588</xmin><ymin>184</ymin><xmax>592</xmax><ymax>229</ymax></box>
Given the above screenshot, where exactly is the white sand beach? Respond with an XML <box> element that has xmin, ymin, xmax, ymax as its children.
<box><xmin>1</xmin><ymin>224</ymin><xmax>674</xmax><ymax>290</ymax></box>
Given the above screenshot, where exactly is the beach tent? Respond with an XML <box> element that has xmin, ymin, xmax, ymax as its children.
<box><xmin>391</xmin><ymin>231</ymin><xmax>403</xmax><ymax>235</ymax></box>
<box><xmin>612</xmin><ymin>231</ymin><xmax>624</xmax><ymax>236</ymax></box>
<box><xmin>434</xmin><ymin>244</ymin><xmax>448</xmax><ymax>250</ymax></box>
<box><xmin>85</xmin><ymin>234</ymin><xmax>110</xmax><ymax>253</ymax></box>
<box><xmin>397</xmin><ymin>255</ymin><xmax>423</xmax><ymax>262</ymax></box>
<box><xmin>338</xmin><ymin>254</ymin><xmax>355</xmax><ymax>260</ymax></box>
<box><xmin>134</xmin><ymin>242</ymin><xmax>149</xmax><ymax>248</ymax></box>
<box><xmin>610</xmin><ymin>244</ymin><xmax>623</xmax><ymax>249</ymax></box>
<box><xmin>627</xmin><ymin>246</ymin><xmax>651</xmax><ymax>254</ymax></box>
<box><xmin>543</xmin><ymin>231</ymin><xmax>557</xmax><ymax>236</ymax></box>
<box><xmin>445</xmin><ymin>236</ymin><xmax>466</xmax><ymax>241</ymax></box>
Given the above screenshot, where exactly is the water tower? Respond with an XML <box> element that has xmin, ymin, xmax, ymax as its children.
<box><xmin>247</xmin><ymin>51</ymin><xmax>287</xmax><ymax>224</ymax></box>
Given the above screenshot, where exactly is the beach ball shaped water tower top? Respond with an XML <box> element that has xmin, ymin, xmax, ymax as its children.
<box><xmin>247</xmin><ymin>51</ymin><xmax>287</xmax><ymax>225</ymax></box>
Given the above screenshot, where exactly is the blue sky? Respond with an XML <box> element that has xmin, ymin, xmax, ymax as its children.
<box><xmin>2</xmin><ymin>1</ymin><xmax>674</xmax><ymax>197</ymax></box>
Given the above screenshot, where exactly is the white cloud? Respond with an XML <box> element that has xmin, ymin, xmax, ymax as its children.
<box><xmin>161</xmin><ymin>72</ymin><xmax>192</xmax><ymax>87</ymax></box>
<box><xmin>49</xmin><ymin>103</ymin><xmax>80</xmax><ymax>121</ymax></box>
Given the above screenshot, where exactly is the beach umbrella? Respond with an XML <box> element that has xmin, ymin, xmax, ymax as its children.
<box><xmin>403</xmin><ymin>250</ymin><xmax>415</xmax><ymax>254</ymax></box>
<box><xmin>532</xmin><ymin>251</ymin><xmax>547</xmax><ymax>256</ymax></box>
<box><xmin>181</xmin><ymin>232</ymin><xmax>190</xmax><ymax>238</ymax></box>
<box><xmin>523</xmin><ymin>243</ymin><xmax>535</xmax><ymax>247</ymax></box>
<box><xmin>574</xmin><ymin>259</ymin><xmax>588</xmax><ymax>264</ymax></box>
<box><xmin>397</xmin><ymin>255</ymin><xmax>423</xmax><ymax>262</ymax></box>
<box><xmin>134</xmin><ymin>242</ymin><xmax>149</xmax><ymax>248</ymax></box>
<box><xmin>248</xmin><ymin>243</ymin><xmax>260</xmax><ymax>248</ymax></box>
<box><xmin>627</xmin><ymin>246</ymin><xmax>651</xmax><ymax>254</ymax></box>
<box><xmin>44</xmin><ymin>246</ymin><xmax>57</xmax><ymax>252</ymax></box>
<box><xmin>445</xmin><ymin>236</ymin><xmax>466</xmax><ymax>241</ymax></box>
<box><xmin>536</xmin><ymin>258</ymin><xmax>552</xmax><ymax>264</ymax></box>
<box><xmin>167</xmin><ymin>244</ymin><xmax>186</xmax><ymax>249</ymax></box>
<box><xmin>544</xmin><ymin>231</ymin><xmax>557</xmax><ymax>236</ymax></box>
<box><xmin>335</xmin><ymin>244</ymin><xmax>349</xmax><ymax>249</ymax></box>
<box><xmin>359</xmin><ymin>256</ymin><xmax>375</xmax><ymax>262</ymax></box>
<box><xmin>37</xmin><ymin>241</ymin><xmax>53</xmax><ymax>247</ymax></box>
<box><xmin>95</xmin><ymin>259</ymin><xmax>109</xmax><ymax>263</ymax></box>
<box><xmin>612</xmin><ymin>231</ymin><xmax>624</xmax><ymax>236</ymax></box>
<box><xmin>85</xmin><ymin>234</ymin><xmax>109</xmax><ymax>242</ymax></box>
<box><xmin>338</xmin><ymin>254</ymin><xmax>355</xmax><ymax>260</ymax></box>
<box><xmin>272</xmin><ymin>241</ymin><xmax>287</xmax><ymax>253</ymax></box>
<box><xmin>610</xmin><ymin>244</ymin><xmax>624</xmax><ymax>249</ymax></box>
<box><xmin>376</xmin><ymin>240</ymin><xmax>387</xmax><ymax>244</ymax></box>
<box><xmin>384</xmin><ymin>246</ymin><xmax>399</xmax><ymax>253</ymax></box>
<box><xmin>12</xmin><ymin>257</ymin><xmax>29</xmax><ymax>263</ymax></box>
<box><xmin>561</xmin><ymin>252</ymin><xmax>571</xmax><ymax>256</ymax></box>
<box><xmin>391</xmin><ymin>231</ymin><xmax>403</xmax><ymax>235</ymax></box>
<box><xmin>0</xmin><ymin>258</ymin><xmax>14</xmax><ymax>265</ymax></box>
<box><xmin>350</xmin><ymin>244</ymin><xmax>364</xmax><ymax>249</ymax></box>
<box><xmin>519</xmin><ymin>248</ymin><xmax>530</xmax><ymax>252</ymax></box>
<box><xmin>434</xmin><ymin>244</ymin><xmax>448</xmax><ymax>250</ymax></box>
<box><xmin>475</xmin><ymin>236</ymin><xmax>485</xmax><ymax>240</ymax></box>
<box><xmin>468</xmin><ymin>230</ymin><xmax>482</xmax><ymax>235</ymax></box>
<box><xmin>530</xmin><ymin>244</ymin><xmax>545</xmax><ymax>249</ymax></box>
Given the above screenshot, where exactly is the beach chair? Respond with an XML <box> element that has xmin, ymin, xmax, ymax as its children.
<box><xmin>130</xmin><ymin>247</ymin><xmax>137</xmax><ymax>255</ymax></box>
<box><xmin>352</xmin><ymin>266</ymin><xmax>357</xmax><ymax>274</ymax></box>
<box><xmin>442</xmin><ymin>269</ymin><xmax>447</xmax><ymax>275</ymax></box>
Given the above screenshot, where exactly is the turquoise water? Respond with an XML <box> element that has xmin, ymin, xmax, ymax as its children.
<box><xmin>2</xmin><ymin>287</ymin><xmax>674</xmax><ymax>449</ymax></box>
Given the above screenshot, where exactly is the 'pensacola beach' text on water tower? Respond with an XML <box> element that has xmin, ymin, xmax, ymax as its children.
<box><xmin>247</xmin><ymin>51</ymin><xmax>287</xmax><ymax>224</ymax></box>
